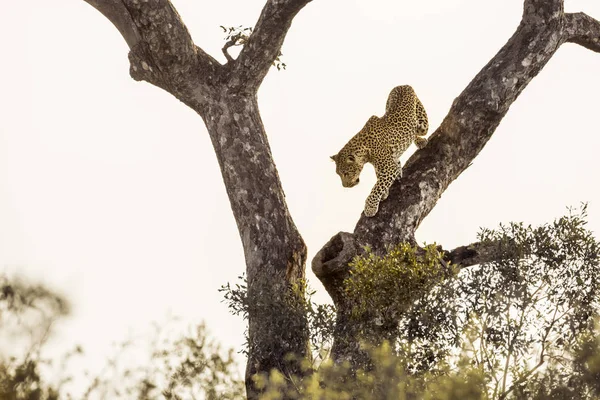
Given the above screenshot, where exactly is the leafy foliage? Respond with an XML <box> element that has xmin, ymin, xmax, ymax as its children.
<box><xmin>396</xmin><ymin>206</ymin><xmax>600</xmax><ymax>397</ymax></box>
<box><xmin>0</xmin><ymin>274</ymin><xmax>244</xmax><ymax>400</ymax></box>
<box><xmin>218</xmin><ymin>208</ymin><xmax>600</xmax><ymax>398</ymax></box>
<box><xmin>79</xmin><ymin>321</ymin><xmax>244</xmax><ymax>400</ymax></box>
<box><xmin>344</xmin><ymin>243</ymin><xmax>452</xmax><ymax>322</ymax></box>
<box><xmin>253</xmin><ymin>340</ymin><xmax>486</xmax><ymax>400</ymax></box>
<box><xmin>2</xmin><ymin>208</ymin><xmax>599</xmax><ymax>399</ymax></box>
<box><xmin>220</xmin><ymin>275</ymin><xmax>249</xmax><ymax>321</ymax></box>
<box><xmin>0</xmin><ymin>274</ymin><xmax>70</xmax><ymax>400</ymax></box>
<box><xmin>254</xmin><ymin>325</ymin><xmax>600</xmax><ymax>400</ymax></box>
<box><xmin>220</xmin><ymin>274</ymin><xmax>335</xmax><ymax>365</ymax></box>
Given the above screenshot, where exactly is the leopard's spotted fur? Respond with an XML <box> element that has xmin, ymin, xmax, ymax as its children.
<box><xmin>331</xmin><ymin>85</ymin><xmax>429</xmax><ymax>217</ymax></box>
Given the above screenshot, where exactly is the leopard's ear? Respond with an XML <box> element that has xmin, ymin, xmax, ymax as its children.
<box><xmin>330</xmin><ymin>155</ymin><xmax>338</xmax><ymax>162</ymax></box>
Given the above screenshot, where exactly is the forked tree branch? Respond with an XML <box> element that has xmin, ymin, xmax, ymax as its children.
<box><xmin>565</xmin><ymin>12</ymin><xmax>600</xmax><ymax>52</ymax></box>
<box><xmin>82</xmin><ymin>0</ymin><xmax>313</xmax><ymax>95</ymax></box>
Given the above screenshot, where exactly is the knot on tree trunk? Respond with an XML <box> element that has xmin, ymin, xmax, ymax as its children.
<box><xmin>312</xmin><ymin>232</ymin><xmax>358</xmax><ymax>278</ymax></box>
<box><xmin>312</xmin><ymin>232</ymin><xmax>360</xmax><ymax>307</ymax></box>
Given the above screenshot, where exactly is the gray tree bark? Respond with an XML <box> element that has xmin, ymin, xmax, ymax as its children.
<box><xmin>80</xmin><ymin>0</ymin><xmax>599</xmax><ymax>396</ymax></box>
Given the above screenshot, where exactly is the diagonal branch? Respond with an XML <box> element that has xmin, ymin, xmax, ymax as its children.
<box><xmin>564</xmin><ymin>12</ymin><xmax>600</xmax><ymax>53</ymax></box>
<box><xmin>442</xmin><ymin>240</ymin><xmax>520</xmax><ymax>269</ymax></box>
<box><xmin>353</xmin><ymin>17</ymin><xmax>566</xmax><ymax>250</ymax></box>
<box><xmin>522</xmin><ymin>0</ymin><xmax>563</xmax><ymax>24</ymax></box>
<box><xmin>232</xmin><ymin>0</ymin><xmax>313</xmax><ymax>90</ymax></box>
<box><xmin>83</xmin><ymin>0</ymin><xmax>142</xmax><ymax>49</ymax></box>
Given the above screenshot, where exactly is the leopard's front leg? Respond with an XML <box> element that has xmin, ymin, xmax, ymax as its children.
<box><xmin>364</xmin><ymin>159</ymin><xmax>400</xmax><ymax>217</ymax></box>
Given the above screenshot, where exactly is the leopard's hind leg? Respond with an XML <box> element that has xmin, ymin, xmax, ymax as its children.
<box><xmin>414</xmin><ymin>95</ymin><xmax>429</xmax><ymax>149</ymax></box>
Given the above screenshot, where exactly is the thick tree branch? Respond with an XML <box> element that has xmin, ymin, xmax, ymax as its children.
<box><xmin>565</xmin><ymin>12</ymin><xmax>600</xmax><ymax>52</ymax></box>
<box><xmin>123</xmin><ymin>0</ymin><xmax>220</xmax><ymax>86</ymax></box>
<box><xmin>83</xmin><ymin>0</ymin><xmax>142</xmax><ymax>49</ymax></box>
<box><xmin>83</xmin><ymin>0</ymin><xmax>220</xmax><ymax>92</ymax></box>
<box><xmin>232</xmin><ymin>0</ymin><xmax>312</xmax><ymax>90</ymax></box>
<box><xmin>442</xmin><ymin>240</ymin><xmax>519</xmax><ymax>269</ymax></box>
<box><xmin>522</xmin><ymin>0</ymin><xmax>563</xmax><ymax>24</ymax></box>
<box><xmin>202</xmin><ymin>96</ymin><xmax>309</xmax><ymax>399</ymax></box>
<box><xmin>312</xmin><ymin>237</ymin><xmax>520</xmax><ymax>307</ymax></box>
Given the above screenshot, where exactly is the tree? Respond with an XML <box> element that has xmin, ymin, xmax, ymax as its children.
<box><xmin>78</xmin><ymin>0</ymin><xmax>599</xmax><ymax>397</ymax></box>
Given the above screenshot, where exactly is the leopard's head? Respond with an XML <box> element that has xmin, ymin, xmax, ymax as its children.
<box><xmin>331</xmin><ymin>152</ymin><xmax>363</xmax><ymax>188</ymax></box>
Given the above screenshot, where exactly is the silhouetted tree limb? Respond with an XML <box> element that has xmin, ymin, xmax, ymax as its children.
<box><xmin>565</xmin><ymin>12</ymin><xmax>600</xmax><ymax>52</ymax></box>
<box><xmin>82</xmin><ymin>0</ymin><xmax>141</xmax><ymax>48</ymax></box>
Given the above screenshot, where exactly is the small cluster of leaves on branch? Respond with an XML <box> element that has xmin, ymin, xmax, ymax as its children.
<box><xmin>1</xmin><ymin>275</ymin><xmax>69</xmax><ymax>318</ymax></box>
<box><xmin>221</xmin><ymin>25</ymin><xmax>287</xmax><ymax>70</ymax></box>
<box><xmin>344</xmin><ymin>243</ymin><xmax>453</xmax><ymax>323</ymax></box>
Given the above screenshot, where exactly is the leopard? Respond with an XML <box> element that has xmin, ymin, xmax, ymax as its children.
<box><xmin>331</xmin><ymin>85</ymin><xmax>429</xmax><ymax>217</ymax></box>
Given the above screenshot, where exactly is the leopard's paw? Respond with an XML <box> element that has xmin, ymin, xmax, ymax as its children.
<box><xmin>364</xmin><ymin>202</ymin><xmax>379</xmax><ymax>217</ymax></box>
<box><xmin>381</xmin><ymin>188</ymin><xmax>390</xmax><ymax>201</ymax></box>
<box><xmin>415</xmin><ymin>137</ymin><xmax>428</xmax><ymax>149</ymax></box>
<box><xmin>416</xmin><ymin>120</ymin><xmax>428</xmax><ymax>135</ymax></box>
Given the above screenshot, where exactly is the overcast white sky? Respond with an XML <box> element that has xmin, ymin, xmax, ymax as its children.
<box><xmin>1</xmin><ymin>0</ymin><xmax>599</xmax><ymax>385</ymax></box>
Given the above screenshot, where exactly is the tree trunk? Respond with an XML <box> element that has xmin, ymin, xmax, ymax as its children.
<box><xmin>202</xmin><ymin>93</ymin><xmax>309</xmax><ymax>393</ymax></box>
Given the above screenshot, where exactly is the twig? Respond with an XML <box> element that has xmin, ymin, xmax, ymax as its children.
<box><xmin>222</xmin><ymin>34</ymin><xmax>241</xmax><ymax>63</ymax></box>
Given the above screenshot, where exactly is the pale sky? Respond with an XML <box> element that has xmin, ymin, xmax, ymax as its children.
<box><xmin>1</xmin><ymin>0</ymin><xmax>599</xmax><ymax>386</ymax></box>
